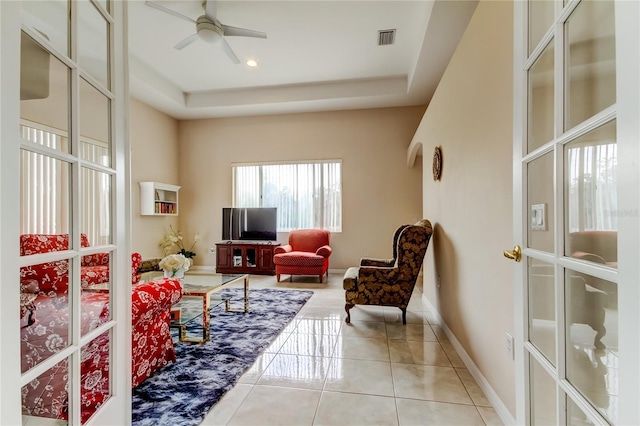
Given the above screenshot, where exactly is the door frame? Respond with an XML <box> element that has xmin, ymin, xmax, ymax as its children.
<box><xmin>0</xmin><ymin>1</ymin><xmax>26</xmax><ymax>422</ymax></box>
<box><xmin>613</xmin><ymin>0</ymin><xmax>640</xmax><ymax>423</ymax></box>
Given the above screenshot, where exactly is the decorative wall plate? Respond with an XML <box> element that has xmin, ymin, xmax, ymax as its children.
<box><xmin>432</xmin><ymin>146</ymin><xmax>442</xmax><ymax>181</ymax></box>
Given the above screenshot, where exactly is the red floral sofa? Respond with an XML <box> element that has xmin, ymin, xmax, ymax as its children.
<box><xmin>273</xmin><ymin>229</ymin><xmax>332</xmax><ymax>283</ymax></box>
<box><xmin>19</xmin><ymin>234</ymin><xmax>183</xmax><ymax>423</ymax></box>
<box><xmin>20</xmin><ymin>233</ymin><xmax>142</xmax><ymax>293</ymax></box>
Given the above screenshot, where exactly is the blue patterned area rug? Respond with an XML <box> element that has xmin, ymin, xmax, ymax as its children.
<box><xmin>132</xmin><ymin>288</ymin><xmax>313</xmax><ymax>426</ymax></box>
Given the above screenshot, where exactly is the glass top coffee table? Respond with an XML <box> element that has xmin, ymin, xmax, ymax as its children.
<box><xmin>144</xmin><ymin>272</ymin><xmax>250</xmax><ymax>343</ymax></box>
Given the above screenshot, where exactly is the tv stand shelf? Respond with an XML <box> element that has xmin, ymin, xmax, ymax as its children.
<box><xmin>216</xmin><ymin>241</ymin><xmax>280</xmax><ymax>275</ymax></box>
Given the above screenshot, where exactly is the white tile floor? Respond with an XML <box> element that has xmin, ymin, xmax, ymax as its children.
<box><xmin>199</xmin><ymin>273</ymin><xmax>503</xmax><ymax>426</ymax></box>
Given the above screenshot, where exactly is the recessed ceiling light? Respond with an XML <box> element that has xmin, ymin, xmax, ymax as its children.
<box><xmin>246</xmin><ymin>59</ymin><xmax>258</xmax><ymax>67</ymax></box>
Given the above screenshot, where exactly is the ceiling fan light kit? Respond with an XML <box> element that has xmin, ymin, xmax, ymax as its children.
<box><xmin>145</xmin><ymin>0</ymin><xmax>266</xmax><ymax>64</ymax></box>
<box><xmin>196</xmin><ymin>17</ymin><xmax>224</xmax><ymax>43</ymax></box>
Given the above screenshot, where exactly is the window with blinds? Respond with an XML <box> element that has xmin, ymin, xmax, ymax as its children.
<box><xmin>20</xmin><ymin>120</ymin><xmax>110</xmax><ymax>244</ymax></box>
<box><xmin>233</xmin><ymin>161</ymin><xmax>342</xmax><ymax>232</ymax></box>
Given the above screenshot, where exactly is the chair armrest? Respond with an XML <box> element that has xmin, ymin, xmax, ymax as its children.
<box><xmin>131</xmin><ymin>252</ymin><xmax>142</xmax><ymax>271</ymax></box>
<box><xmin>274</xmin><ymin>245</ymin><xmax>292</xmax><ymax>254</ymax></box>
<box><xmin>131</xmin><ymin>253</ymin><xmax>142</xmax><ymax>284</ymax></box>
<box><xmin>316</xmin><ymin>245</ymin><xmax>332</xmax><ymax>258</ymax></box>
<box><xmin>132</xmin><ymin>278</ymin><xmax>182</xmax><ymax>323</ymax></box>
<box><xmin>360</xmin><ymin>257</ymin><xmax>394</xmax><ymax>267</ymax></box>
<box><xmin>343</xmin><ymin>267</ymin><xmax>359</xmax><ymax>290</ymax></box>
<box><xmin>358</xmin><ymin>265</ymin><xmax>398</xmax><ymax>284</ymax></box>
<box><xmin>572</xmin><ymin>251</ymin><xmax>607</xmax><ymax>264</ymax></box>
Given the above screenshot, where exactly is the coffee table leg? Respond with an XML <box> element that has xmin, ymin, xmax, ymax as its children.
<box><xmin>243</xmin><ymin>276</ymin><xmax>249</xmax><ymax>312</ymax></box>
<box><xmin>202</xmin><ymin>293</ymin><xmax>210</xmax><ymax>342</ymax></box>
<box><xmin>225</xmin><ymin>275</ymin><xmax>250</xmax><ymax>313</ymax></box>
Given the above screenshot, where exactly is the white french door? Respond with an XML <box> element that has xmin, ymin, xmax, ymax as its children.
<box><xmin>512</xmin><ymin>0</ymin><xmax>640</xmax><ymax>424</ymax></box>
<box><xmin>0</xmin><ymin>0</ymin><xmax>131</xmax><ymax>424</ymax></box>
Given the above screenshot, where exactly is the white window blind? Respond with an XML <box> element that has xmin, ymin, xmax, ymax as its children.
<box><xmin>21</xmin><ymin>121</ymin><xmax>109</xmax><ymax>244</ymax></box>
<box><xmin>233</xmin><ymin>161</ymin><xmax>342</xmax><ymax>232</ymax></box>
<box><xmin>567</xmin><ymin>142</ymin><xmax>617</xmax><ymax>232</ymax></box>
<box><xmin>20</xmin><ymin>124</ymin><xmax>69</xmax><ymax>235</ymax></box>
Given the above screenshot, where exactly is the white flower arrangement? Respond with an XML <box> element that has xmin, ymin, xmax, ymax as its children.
<box><xmin>159</xmin><ymin>253</ymin><xmax>191</xmax><ymax>278</ymax></box>
<box><xmin>160</xmin><ymin>225</ymin><xmax>200</xmax><ymax>258</ymax></box>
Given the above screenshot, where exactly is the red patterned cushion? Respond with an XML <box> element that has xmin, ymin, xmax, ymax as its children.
<box><xmin>20</xmin><ymin>261</ymin><xmax>69</xmax><ymax>293</ymax></box>
<box><xmin>20</xmin><ymin>234</ymin><xmax>69</xmax><ymax>256</ymax></box>
<box><xmin>20</xmin><ymin>234</ymin><xmax>144</xmax><ymax>288</ymax></box>
<box><xmin>80</xmin><ymin>266</ymin><xmax>110</xmax><ymax>288</ymax></box>
<box><xmin>81</xmin><ymin>253</ymin><xmax>110</xmax><ymax>267</ymax></box>
<box><xmin>288</xmin><ymin>229</ymin><xmax>330</xmax><ymax>253</ymax></box>
<box><xmin>273</xmin><ymin>251</ymin><xmax>324</xmax><ymax>267</ymax></box>
<box><xmin>20</xmin><ymin>233</ymin><xmax>91</xmax><ymax>256</ymax></box>
<box><xmin>21</xmin><ymin>290</ymin><xmax>111</xmax><ymax>422</ymax></box>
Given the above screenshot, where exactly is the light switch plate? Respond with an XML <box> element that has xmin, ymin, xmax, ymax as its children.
<box><xmin>531</xmin><ymin>204</ymin><xmax>546</xmax><ymax>231</ymax></box>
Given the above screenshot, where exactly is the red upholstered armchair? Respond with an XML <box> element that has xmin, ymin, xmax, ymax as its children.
<box><xmin>273</xmin><ymin>229</ymin><xmax>332</xmax><ymax>283</ymax></box>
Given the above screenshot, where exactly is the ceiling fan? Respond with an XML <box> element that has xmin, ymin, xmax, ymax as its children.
<box><xmin>144</xmin><ymin>0</ymin><xmax>267</xmax><ymax>64</ymax></box>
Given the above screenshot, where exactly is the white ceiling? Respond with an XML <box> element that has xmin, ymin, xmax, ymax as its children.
<box><xmin>128</xmin><ymin>0</ymin><xmax>478</xmax><ymax>120</ymax></box>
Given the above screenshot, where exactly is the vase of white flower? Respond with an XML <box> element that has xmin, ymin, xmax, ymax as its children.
<box><xmin>159</xmin><ymin>254</ymin><xmax>191</xmax><ymax>280</ymax></box>
<box><xmin>164</xmin><ymin>267</ymin><xmax>185</xmax><ymax>279</ymax></box>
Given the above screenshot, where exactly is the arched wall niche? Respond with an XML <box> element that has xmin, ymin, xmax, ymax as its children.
<box><xmin>407</xmin><ymin>139</ymin><xmax>423</xmax><ymax>168</ymax></box>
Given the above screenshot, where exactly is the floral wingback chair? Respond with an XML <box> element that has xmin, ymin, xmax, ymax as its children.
<box><xmin>343</xmin><ymin>220</ymin><xmax>433</xmax><ymax>324</ymax></box>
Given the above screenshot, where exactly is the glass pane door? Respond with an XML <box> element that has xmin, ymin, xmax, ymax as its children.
<box><xmin>522</xmin><ymin>0</ymin><xmax>618</xmax><ymax>424</ymax></box>
<box><xmin>18</xmin><ymin>1</ymin><xmax>119</xmax><ymax>423</ymax></box>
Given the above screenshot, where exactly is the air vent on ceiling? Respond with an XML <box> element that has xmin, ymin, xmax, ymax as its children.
<box><xmin>378</xmin><ymin>29</ymin><xmax>396</xmax><ymax>46</ymax></box>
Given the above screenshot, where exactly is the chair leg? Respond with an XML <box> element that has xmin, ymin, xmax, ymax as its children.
<box><xmin>277</xmin><ymin>274</ymin><xmax>281</xmax><ymax>282</ymax></box>
<box><xmin>345</xmin><ymin>304</ymin><xmax>354</xmax><ymax>323</ymax></box>
<box><xmin>27</xmin><ymin>307</ymin><xmax>36</xmax><ymax>326</ymax></box>
<box><xmin>319</xmin><ymin>274</ymin><xmax>323</xmax><ymax>283</ymax></box>
<box><xmin>400</xmin><ymin>308</ymin><xmax>407</xmax><ymax>325</ymax></box>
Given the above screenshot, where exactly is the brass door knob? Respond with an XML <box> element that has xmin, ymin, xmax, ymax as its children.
<box><xmin>503</xmin><ymin>245</ymin><xmax>522</xmax><ymax>262</ymax></box>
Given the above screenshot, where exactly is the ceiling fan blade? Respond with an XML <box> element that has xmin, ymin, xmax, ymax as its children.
<box><xmin>174</xmin><ymin>33</ymin><xmax>199</xmax><ymax>50</ymax></box>
<box><xmin>204</xmin><ymin>0</ymin><xmax>217</xmax><ymax>21</ymax></box>
<box><xmin>145</xmin><ymin>1</ymin><xmax>196</xmax><ymax>24</ymax></box>
<box><xmin>221</xmin><ymin>38</ymin><xmax>241</xmax><ymax>64</ymax></box>
<box><xmin>221</xmin><ymin>24</ymin><xmax>267</xmax><ymax>39</ymax></box>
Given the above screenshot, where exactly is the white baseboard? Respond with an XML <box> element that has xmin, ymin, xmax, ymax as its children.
<box><xmin>189</xmin><ymin>265</ymin><xmax>216</xmax><ymax>272</ymax></box>
<box><xmin>422</xmin><ymin>294</ymin><xmax>517</xmax><ymax>425</ymax></box>
<box><xmin>189</xmin><ymin>266</ymin><xmax>347</xmax><ymax>275</ymax></box>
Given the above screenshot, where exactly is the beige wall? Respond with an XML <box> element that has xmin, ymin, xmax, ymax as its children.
<box><xmin>412</xmin><ymin>0</ymin><xmax>515</xmax><ymax>417</ymax></box>
<box><xmin>130</xmin><ymin>98</ymin><xmax>180</xmax><ymax>258</ymax></box>
<box><xmin>177</xmin><ymin>106</ymin><xmax>425</xmax><ymax>269</ymax></box>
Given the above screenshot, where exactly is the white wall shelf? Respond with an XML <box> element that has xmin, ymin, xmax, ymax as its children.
<box><xmin>140</xmin><ymin>181</ymin><xmax>181</xmax><ymax>216</ymax></box>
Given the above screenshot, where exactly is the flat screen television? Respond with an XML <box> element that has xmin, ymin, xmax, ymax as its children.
<box><xmin>222</xmin><ymin>207</ymin><xmax>277</xmax><ymax>241</ymax></box>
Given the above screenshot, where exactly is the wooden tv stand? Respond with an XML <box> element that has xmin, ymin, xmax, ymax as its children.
<box><xmin>215</xmin><ymin>241</ymin><xmax>280</xmax><ymax>275</ymax></box>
